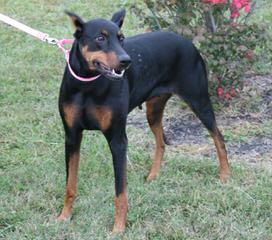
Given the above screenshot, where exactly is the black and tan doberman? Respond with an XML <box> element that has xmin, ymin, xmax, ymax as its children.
<box><xmin>57</xmin><ymin>9</ymin><xmax>230</xmax><ymax>233</ymax></box>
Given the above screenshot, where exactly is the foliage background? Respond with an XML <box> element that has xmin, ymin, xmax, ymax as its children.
<box><xmin>128</xmin><ymin>0</ymin><xmax>272</xmax><ymax>98</ymax></box>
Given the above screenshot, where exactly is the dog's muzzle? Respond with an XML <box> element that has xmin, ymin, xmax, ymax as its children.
<box><xmin>93</xmin><ymin>54</ymin><xmax>131</xmax><ymax>79</ymax></box>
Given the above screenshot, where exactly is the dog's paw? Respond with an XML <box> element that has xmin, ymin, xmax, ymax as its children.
<box><xmin>57</xmin><ymin>213</ymin><xmax>71</xmax><ymax>222</ymax></box>
<box><xmin>219</xmin><ymin>171</ymin><xmax>230</xmax><ymax>183</ymax></box>
<box><xmin>112</xmin><ymin>225</ymin><xmax>125</xmax><ymax>235</ymax></box>
<box><xmin>146</xmin><ymin>174</ymin><xmax>156</xmax><ymax>182</ymax></box>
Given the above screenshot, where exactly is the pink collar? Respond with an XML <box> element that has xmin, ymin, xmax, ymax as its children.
<box><xmin>57</xmin><ymin>39</ymin><xmax>101</xmax><ymax>82</ymax></box>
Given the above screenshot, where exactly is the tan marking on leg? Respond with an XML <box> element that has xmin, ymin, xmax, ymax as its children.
<box><xmin>91</xmin><ymin>107</ymin><xmax>112</xmax><ymax>131</ymax></box>
<box><xmin>146</xmin><ymin>95</ymin><xmax>170</xmax><ymax>181</ymax></box>
<box><xmin>63</xmin><ymin>104</ymin><xmax>79</xmax><ymax>128</ymax></box>
<box><xmin>58</xmin><ymin>151</ymin><xmax>80</xmax><ymax>221</ymax></box>
<box><xmin>210</xmin><ymin>128</ymin><xmax>230</xmax><ymax>182</ymax></box>
<box><xmin>146</xmin><ymin>123</ymin><xmax>165</xmax><ymax>181</ymax></box>
<box><xmin>112</xmin><ymin>190</ymin><xmax>128</xmax><ymax>234</ymax></box>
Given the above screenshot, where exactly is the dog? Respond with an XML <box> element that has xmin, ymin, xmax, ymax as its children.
<box><xmin>57</xmin><ymin>9</ymin><xmax>230</xmax><ymax>233</ymax></box>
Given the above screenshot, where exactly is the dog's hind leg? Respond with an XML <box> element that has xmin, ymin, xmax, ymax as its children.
<box><xmin>146</xmin><ymin>93</ymin><xmax>172</xmax><ymax>181</ymax></box>
<box><xmin>58</xmin><ymin>129</ymin><xmax>82</xmax><ymax>221</ymax></box>
<box><xmin>209</xmin><ymin>125</ymin><xmax>230</xmax><ymax>182</ymax></box>
<box><xmin>174</xmin><ymin>55</ymin><xmax>230</xmax><ymax>182</ymax></box>
<box><xmin>180</xmin><ymin>93</ymin><xmax>230</xmax><ymax>182</ymax></box>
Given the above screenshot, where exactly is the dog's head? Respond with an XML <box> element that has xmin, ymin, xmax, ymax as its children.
<box><xmin>66</xmin><ymin>9</ymin><xmax>131</xmax><ymax>79</ymax></box>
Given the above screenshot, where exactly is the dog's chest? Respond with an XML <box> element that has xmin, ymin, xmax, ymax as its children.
<box><xmin>62</xmin><ymin>102</ymin><xmax>113</xmax><ymax>131</ymax></box>
<box><xmin>85</xmin><ymin>106</ymin><xmax>112</xmax><ymax>131</ymax></box>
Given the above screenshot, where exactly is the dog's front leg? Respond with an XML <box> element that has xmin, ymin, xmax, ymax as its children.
<box><xmin>105</xmin><ymin>129</ymin><xmax>128</xmax><ymax>234</ymax></box>
<box><xmin>58</xmin><ymin>129</ymin><xmax>83</xmax><ymax>221</ymax></box>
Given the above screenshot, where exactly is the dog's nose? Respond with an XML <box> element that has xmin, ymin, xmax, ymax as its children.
<box><xmin>119</xmin><ymin>54</ymin><xmax>131</xmax><ymax>69</ymax></box>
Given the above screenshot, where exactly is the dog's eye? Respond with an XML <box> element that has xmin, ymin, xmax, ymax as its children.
<box><xmin>96</xmin><ymin>36</ymin><xmax>106</xmax><ymax>42</ymax></box>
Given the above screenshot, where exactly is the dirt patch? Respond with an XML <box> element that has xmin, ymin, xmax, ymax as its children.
<box><xmin>128</xmin><ymin>75</ymin><xmax>272</xmax><ymax>169</ymax></box>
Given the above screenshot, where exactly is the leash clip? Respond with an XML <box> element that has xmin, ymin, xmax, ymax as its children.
<box><xmin>45</xmin><ymin>37</ymin><xmax>58</xmax><ymax>45</ymax></box>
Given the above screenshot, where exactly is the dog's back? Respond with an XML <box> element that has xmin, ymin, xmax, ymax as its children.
<box><xmin>124</xmin><ymin>31</ymin><xmax>208</xmax><ymax>111</ymax></box>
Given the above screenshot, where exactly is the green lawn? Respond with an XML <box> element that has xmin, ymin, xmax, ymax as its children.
<box><xmin>0</xmin><ymin>1</ymin><xmax>271</xmax><ymax>239</ymax></box>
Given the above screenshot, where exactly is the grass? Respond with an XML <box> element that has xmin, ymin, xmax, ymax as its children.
<box><xmin>222</xmin><ymin>120</ymin><xmax>272</xmax><ymax>142</ymax></box>
<box><xmin>0</xmin><ymin>0</ymin><xmax>272</xmax><ymax>239</ymax></box>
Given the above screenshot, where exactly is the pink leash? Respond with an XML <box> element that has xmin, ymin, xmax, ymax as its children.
<box><xmin>0</xmin><ymin>13</ymin><xmax>101</xmax><ymax>82</ymax></box>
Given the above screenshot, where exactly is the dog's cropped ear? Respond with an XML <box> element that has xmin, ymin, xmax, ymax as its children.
<box><xmin>65</xmin><ymin>11</ymin><xmax>85</xmax><ymax>38</ymax></box>
<box><xmin>111</xmin><ymin>9</ymin><xmax>126</xmax><ymax>28</ymax></box>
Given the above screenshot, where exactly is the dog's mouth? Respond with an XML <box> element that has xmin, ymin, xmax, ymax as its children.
<box><xmin>92</xmin><ymin>60</ymin><xmax>125</xmax><ymax>79</ymax></box>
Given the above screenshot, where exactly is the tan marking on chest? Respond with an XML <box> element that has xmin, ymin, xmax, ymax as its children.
<box><xmin>63</xmin><ymin>104</ymin><xmax>79</xmax><ymax>128</ymax></box>
<box><xmin>91</xmin><ymin>107</ymin><xmax>112</xmax><ymax>131</ymax></box>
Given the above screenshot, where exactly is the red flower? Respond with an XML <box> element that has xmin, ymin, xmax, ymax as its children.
<box><xmin>225</xmin><ymin>92</ymin><xmax>232</xmax><ymax>100</ymax></box>
<box><xmin>231</xmin><ymin>0</ymin><xmax>251</xmax><ymax>19</ymax></box>
<box><xmin>217</xmin><ymin>87</ymin><xmax>224</xmax><ymax>97</ymax></box>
